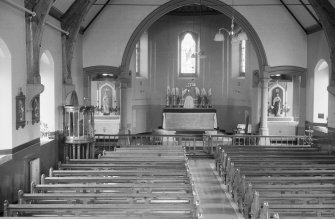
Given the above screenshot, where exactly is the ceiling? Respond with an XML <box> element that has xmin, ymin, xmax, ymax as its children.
<box><xmin>50</xmin><ymin>0</ymin><xmax>335</xmax><ymax>34</ymax></box>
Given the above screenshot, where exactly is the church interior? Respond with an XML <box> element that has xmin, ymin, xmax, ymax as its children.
<box><xmin>1</xmin><ymin>0</ymin><xmax>335</xmax><ymax>218</ymax></box>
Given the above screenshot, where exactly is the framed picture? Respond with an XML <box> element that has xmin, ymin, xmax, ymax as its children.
<box><xmin>16</xmin><ymin>89</ymin><xmax>26</xmax><ymax>129</ymax></box>
<box><xmin>32</xmin><ymin>96</ymin><xmax>40</xmax><ymax>125</ymax></box>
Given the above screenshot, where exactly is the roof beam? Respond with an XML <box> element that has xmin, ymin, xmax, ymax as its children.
<box><xmin>82</xmin><ymin>0</ymin><xmax>112</xmax><ymax>34</ymax></box>
<box><xmin>61</xmin><ymin>0</ymin><xmax>97</xmax><ymax>84</ymax></box>
<box><xmin>279</xmin><ymin>0</ymin><xmax>307</xmax><ymax>34</ymax></box>
<box><xmin>24</xmin><ymin>0</ymin><xmax>54</xmax><ymax>84</ymax></box>
<box><xmin>305</xmin><ymin>24</ymin><xmax>322</xmax><ymax>34</ymax></box>
<box><xmin>299</xmin><ymin>0</ymin><xmax>322</xmax><ymax>28</ymax></box>
<box><xmin>49</xmin><ymin>6</ymin><xmax>63</xmax><ymax>21</ymax></box>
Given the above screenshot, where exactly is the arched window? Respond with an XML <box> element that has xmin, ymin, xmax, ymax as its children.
<box><xmin>240</xmin><ymin>40</ymin><xmax>246</xmax><ymax>73</ymax></box>
<box><xmin>179</xmin><ymin>32</ymin><xmax>198</xmax><ymax>77</ymax></box>
<box><xmin>313</xmin><ymin>59</ymin><xmax>329</xmax><ymax>125</ymax></box>
<box><xmin>40</xmin><ymin>51</ymin><xmax>55</xmax><ymax>139</ymax></box>
<box><xmin>0</xmin><ymin>38</ymin><xmax>12</xmax><ymax>150</ymax></box>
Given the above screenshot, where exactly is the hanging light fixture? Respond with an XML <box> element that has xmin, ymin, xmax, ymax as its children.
<box><xmin>214</xmin><ymin>0</ymin><xmax>247</xmax><ymax>42</ymax></box>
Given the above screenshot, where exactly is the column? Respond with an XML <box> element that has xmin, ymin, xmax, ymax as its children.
<box><xmin>119</xmin><ymin>81</ymin><xmax>128</xmax><ymax>135</ymax></box>
<box><xmin>298</xmin><ymin>75</ymin><xmax>306</xmax><ymax>135</ymax></box>
<box><xmin>259</xmin><ymin>77</ymin><xmax>271</xmax><ymax>136</ymax></box>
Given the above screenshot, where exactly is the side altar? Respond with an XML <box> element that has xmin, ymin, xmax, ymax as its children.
<box><xmin>162</xmin><ymin>81</ymin><xmax>217</xmax><ymax>131</ymax></box>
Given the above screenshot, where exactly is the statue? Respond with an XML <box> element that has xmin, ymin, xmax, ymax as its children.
<box><xmin>183</xmin><ymin>93</ymin><xmax>194</xmax><ymax>108</ymax></box>
<box><xmin>272</xmin><ymin>93</ymin><xmax>281</xmax><ymax>116</ymax></box>
<box><xmin>102</xmin><ymin>90</ymin><xmax>109</xmax><ymax>115</ymax></box>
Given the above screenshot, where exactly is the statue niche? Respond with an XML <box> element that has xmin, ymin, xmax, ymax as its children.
<box><xmin>99</xmin><ymin>83</ymin><xmax>116</xmax><ymax>115</ymax></box>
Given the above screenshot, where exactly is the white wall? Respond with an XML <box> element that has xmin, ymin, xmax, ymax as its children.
<box><xmin>0</xmin><ymin>0</ymin><xmax>41</xmax><ymax>148</ymax></box>
<box><xmin>236</xmin><ymin>0</ymin><xmax>307</xmax><ymax>67</ymax></box>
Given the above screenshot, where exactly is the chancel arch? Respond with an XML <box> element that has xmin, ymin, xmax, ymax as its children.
<box><xmin>313</xmin><ymin>59</ymin><xmax>329</xmax><ymax>125</ymax></box>
<box><xmin>40</xmin><ymin>51</ymin><xmax>55</xmax><ymax>135</ymax></box>
<box><xmin>0</xmin><ymin>38</ymin><xmax>12</xmax><ymax>151</ymax></box>
<box><xmin>120</xmin><ymin>0</ymin><xmax>268</xmax><ymax>77</ymax></box>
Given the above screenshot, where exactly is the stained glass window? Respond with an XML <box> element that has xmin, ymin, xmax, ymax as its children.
<box><xmin>179</xmin><ymin>32</ymin><xmax>198</xmax><ymax>77</ymax></box>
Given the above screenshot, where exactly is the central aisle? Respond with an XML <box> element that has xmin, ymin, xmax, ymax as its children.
<box><xmin>188</xmin><ymin>159</ymin><xmax>244</xmax><ymax>219</ymax></box>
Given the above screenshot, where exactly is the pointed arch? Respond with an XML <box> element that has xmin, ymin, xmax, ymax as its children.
<box><xmin>0</xmin><ymin>38</ymin><xmax>12</xmax><ymax>151</ymax></box>
<box><xmin>121</xmin><ymin>0</ymin><xmax>267</xmax><ymax>74</ymax></box>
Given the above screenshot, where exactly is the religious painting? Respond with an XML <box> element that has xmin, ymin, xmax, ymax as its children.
<box><xmin>32</xmin><ymin>96</ymin><xmax>40</xmax><ymax>125</ymax></box>
<box><xmin>16</xmin><ymin>89</ymin><xmax>26</xmax><ymax>129</ymax></box>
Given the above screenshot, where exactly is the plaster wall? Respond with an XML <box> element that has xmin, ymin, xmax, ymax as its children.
<box><xmin>0</xmin><ymin>0</ymin><xmax>39</xmax><ymax>149</ymax></box>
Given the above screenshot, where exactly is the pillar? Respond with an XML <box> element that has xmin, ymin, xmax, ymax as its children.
<box><xmin>298</xmin><ymin>75</ymin><xmax>306</xmax><ymax>135</ymax></box>
<box><xmin>259</xmin><ymin>77</ymin><xmax>271</xmax><ymax>136</ymax></box>
<box><xmin>119</xmin><ymin>81</ymin><xmax>128</xmax><ymax>135</ymax></box>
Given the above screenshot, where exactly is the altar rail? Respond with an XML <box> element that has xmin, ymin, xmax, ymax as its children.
<box><xmin>94</xmin><ymin>134</ymin><xmax>311</xmax><ymax>157</ymax></box>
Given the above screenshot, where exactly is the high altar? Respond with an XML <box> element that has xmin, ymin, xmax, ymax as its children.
<box><xmin>162</xmin><ymin>82</ymin><xmax>217</xmax><ymax>131</ymax></box>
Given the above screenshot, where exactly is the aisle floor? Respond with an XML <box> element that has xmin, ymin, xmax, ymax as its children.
<box><xmin>188</xmin><ymin>159</ymin><xmax>244</xmax><ymax>219</ymax></box>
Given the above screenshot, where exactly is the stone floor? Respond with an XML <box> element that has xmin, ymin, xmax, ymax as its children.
<box><xmin>188</xmin><ymin>159</ymin><xmax>244</xmax><ymax>219</ymax></box>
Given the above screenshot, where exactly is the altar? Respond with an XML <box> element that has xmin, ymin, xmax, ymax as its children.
<box><xmin>162</xmin><ymin>108</ymin><xmax>217</xmax><ymax>131</ymax></box>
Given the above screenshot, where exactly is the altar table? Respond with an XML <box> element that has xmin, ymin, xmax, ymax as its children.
<box><xmin>162</xmin><ymin>108</ymin><xmax>217</xmax><ymax>130</ymax></box>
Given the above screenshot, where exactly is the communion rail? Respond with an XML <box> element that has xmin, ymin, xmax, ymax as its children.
<box><xmin>94</xmin><ymin>134</ymin><xmax>311</xmax><ymax>156</ymax></box>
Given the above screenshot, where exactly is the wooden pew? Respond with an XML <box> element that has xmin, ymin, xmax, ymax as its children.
<box><xmin>5</xmin><ymin>144</ymin><xmax>202</xmax><ymax>218</ymax></box>
<box><xmin>42</xmin><ymin>175</ymin><xmax>191</xmax><ymax>184</ymax></box>
<box><xmin>249</xmin><ymin>190</ymin><xmax>335</xmax><ymax>219</ymax></box>
<box><xmin>4</xmin><ymin>202</ymin><xmax>198</xmax><ymax>218</ymax></box>
<box><xmin>18</xmin><ymin>190</ymin><xmax>196</xmax><ymax>205</ymax></box>
<box><xmin>219</xmin><ymin>147</ymin><xmax>335</xmax><ymax>219</ymax></box>
<box><xmin>215</xmin><ymin>145</ymin><xmax>320</xmax><ymax>174</ymax></box>
<box><xmin>58</xmin><ymin>163</ymin><xmax>189</xmax><ymax>170</ymax></box>
<box><xmin>50</xmin><ymin>168</ymin><xmax>189</xmax><ymax>177</ymax></box>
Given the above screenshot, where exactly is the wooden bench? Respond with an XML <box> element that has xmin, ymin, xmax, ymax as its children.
<box><xmin>218</xmin><ymin>147</ymin><xmax>335</xmax><ymax>219</ymax></box>
<box><xmin>50</xmin><ymin>168</ymin><xmax>189</xmax><ymax>177</ymax></box>
<box><xmin>18</xmin><ymin>190</ymin><xmax>196</xmax><ymax>205</ymax></box>
<box><xmin>249</xmin><ymin>191</ymin><xmax>335</xmax><ymax>219</ymax></box>
<box><xmin>4</xmin><ymin>202</ymin><xmax>198</xmax><ymax>218</ymax></box>
<box><xmin>215</xmin><ymin>145</ymin><xmax>320</xmax><ymax>173</ymax></box>
<box><xmin>58</xmin><ymin>163</ymin><xmax>189</xmax><ymax>170</ymax></box>
<box><xmin>4</xmin><ymin>144</ymin><xmax>201</xmax><ymax>218</ymax></box>
<box><xmin>42</xmin><ymin>175</ymin><xmax>191</xmax><ymax>184</ymax></box>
